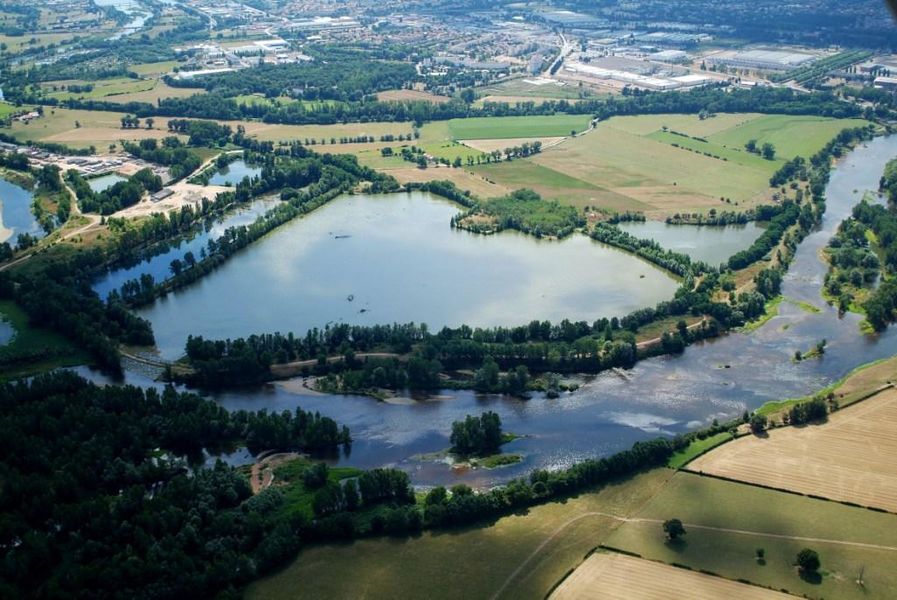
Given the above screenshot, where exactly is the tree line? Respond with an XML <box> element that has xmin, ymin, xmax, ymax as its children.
<box><xmin>48</xmin><ymin>84</ymin><xmax>863</xmax><ymax>131</ymax></box>
<box><xmin>852</xmin><ymin>200</ymin><xmax>897</xmax><ymax>330</ymax></box>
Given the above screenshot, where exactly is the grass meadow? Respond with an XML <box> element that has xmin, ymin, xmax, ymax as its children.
<box><xmin>606</xmin><ymin>472</ymin><xmax>897</xmax><ymax>600</ymax></box>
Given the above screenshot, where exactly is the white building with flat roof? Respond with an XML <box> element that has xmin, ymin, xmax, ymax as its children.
<box><xmin>873</xmin><ymin>76</ymin><xmax>897</xmax><ymax>91</ymax></box>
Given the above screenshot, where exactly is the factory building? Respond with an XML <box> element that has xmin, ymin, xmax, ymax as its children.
<box><xmin>705</xmin><ymin>49</ymin><xmax>817</xmax><ymax>71</ymax></box>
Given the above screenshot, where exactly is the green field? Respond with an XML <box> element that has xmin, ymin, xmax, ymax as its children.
<box><xmin>707</xmin><ymin>115</ymin><xmax>871</xmax><ymax>160</ymax></box>
<box><xmin>233</xmin><ymin>95</ymin><xmax>343</xmax><ymax>110</ymax></box>
<box><xmin>0</xmin><ymin>300</ymin><xmax>88</xmax><ymax>378</ymax></box>
<box><xmin>102</xmin><ymin>81</ymin><xmax>203</xmax><ymax>105</ymax></box>
<box><xmin>446</xmin><ymin>115</ymin><xmax>591</xmax><ymax>140</ymax></box>
<box><xmin>468</xmin><ymin>113</ymin><xmax>866</xmax><ymax>216</ymax></box>
<box><xmin>247</xmin><ymin>470</ymin><xmax>674</xmax><ymax>600</ymax></box>
<box><xmin>606</xmin><ymin>472</ymin><xmax>897</xmax><ymax>600</ymax></box>
<box><xmin>0</xmin><ymin>102</ymin><xmax>22</xmax><ymax>119</ymax></box>
<box><xmin>43</xmin><ymin>78</ymin><xmax>157</xmax><ymax>101</ymax></box>
<box><xmin>476</xmin><ymin>78</ymin><xmax>591</xmax><ymax>101</ymax></box>
<box><xmin>647</xmin><ymin>130</ymin><xmax>779</xmax><ymax>170</ymax></box>
<box><xmin>473</xmin><ymin>160</ymin><xmax>636</xmax><ymax>208</ymax></box>
<box><xmin>605</xmin><ymin>113</ymin><xmax>764</xmax><ymax>138</ymax></box>
<box><xmin>266</xmin><ymin>458</ymin><xmax>362</xmax><ymax>521</ymax></box>
<box><xmin>667</xmin><ymin>432</ymin><xmax>734</xmax><ymax>469</ymax></box>
<box><xmin>128</xmin><ymin>60</ymin><xmax>181</xmax><ymax>76</ymax></box>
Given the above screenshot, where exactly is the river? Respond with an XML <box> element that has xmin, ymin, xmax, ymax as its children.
<box><xmin>75</xmin><ymin>135</ymin><xmax>897</xmax><ymax>488</ymax></box>
<box><xmin>93</xmin><ymin>0</ymin><xmax>152</xmax><ymax>40</ymax></box>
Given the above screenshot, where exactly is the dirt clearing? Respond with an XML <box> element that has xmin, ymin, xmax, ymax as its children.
<box><xmin>384</xmin><ymin>165</ymin><xmax>510</xmax><ymax>199</ymax></box>
<box><xmin>550</xmin><ymin>551</ymin><xmax>796</xmax><ymax>599</ymax></box>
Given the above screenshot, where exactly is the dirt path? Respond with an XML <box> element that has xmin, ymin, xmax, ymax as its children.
<box><xmin>0</xmin><ymin>183</ymin><xmax>101</xmax><ymax>272</ymax></box>
<box><xmin>250</xmin><ymin>452</ymin><xmax>300</xmax><ymax>494</ymax></box>
<box><xmin>491</xmin><ymin>510</ymin><xmax>897</xmax><ymax>600</ymax></box>
<box><xmin>635</xmin><ymin>319</ymin><xmax>706</xmax><ymax>350</ymax></box>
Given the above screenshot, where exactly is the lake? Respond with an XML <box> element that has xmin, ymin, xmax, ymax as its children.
<box><xmin>616</xmin><ymin>220</ymin><xmax>763</xmax><ymax>265</ymax></box>
<box><xmin>135</xmin><ymin>191</ymin><xmax>681</xmax><ymax>358</ymax></box>
<box><xmin>0</xmin><ymin>178</ymin><xmax>46</xmax><ymax>245</ymax></box>
<box><xmin>208</xmin><ymin>160</ymin><xmax>263</xmax><ymax>186</ymax></box>
<box><xmin>79</xmin><ymin>135</ymin><xmax>897</xmax><ymax>488</ymax></box>
<box><xmin>87</xmin><ymin>173</ymin><xmax>127</xmax><ymax>193</ymax></box>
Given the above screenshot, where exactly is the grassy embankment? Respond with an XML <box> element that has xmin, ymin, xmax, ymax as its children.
<box><xmin>605</xmin><ymin>471</ymin><xmax>897</xmax><ymax>600</ymax></box>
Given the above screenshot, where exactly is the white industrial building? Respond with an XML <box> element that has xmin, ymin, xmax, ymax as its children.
<box><xmin>564</xmin><ymin>62</ymin><xmax>711</xmax><ymax>91</ymax></box>
<box><xmin>650</xmin><ymin>50</ymin><xmax>688</xmax><ymax>63</ymax></box>
<box><xmin>873</xmin><ymin>76</ymin><xmax>897</xmax><ymax>91</ymax></box>
<box><xmin>705</xmin><ymin>49</ymin><xmax>817</xmax><ymax>71</ymax></box>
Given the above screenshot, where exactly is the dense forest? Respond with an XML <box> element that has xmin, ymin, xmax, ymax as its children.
<box><xmin>0</xmin><ymin>371</ymin><xmax>350</xmax><ymax>599</ymax></box>
<box><xmin>166</xmin><ymin>55</ymin><xmax>417</xmax><ymax>102</ymax></box>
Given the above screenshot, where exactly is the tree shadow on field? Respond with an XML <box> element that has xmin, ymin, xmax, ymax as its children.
<box><xmin>798</xmin><ymin>568</ymin><xmax>823</xmax><ymax>585</ymax></box>
<box><xmin>664</xmin><ymin>538</ymin><xmax>688</xmax><ymax>553</ymax></box>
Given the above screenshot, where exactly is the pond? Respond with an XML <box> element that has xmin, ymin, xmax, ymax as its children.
<box><xmin>0</xmin><ymin>177</ymin><xmax>46</xmax><ymax>245</ymax></box>
<box><xmin>93</xmin><ymin>196</ymin><xmax>281</xmax><ymax>300</ymax></box>
<box><xmin>615</xmin><ymin>220</ymin><xmax>764</xmax><ymax>265</ymax></box>
<box><xmin>207</xmin><ymin>160</ymin><xmax>263</xmax><ymax>186</ymax></box>
<box><xmin>87</xmin><ymin>173</ymin><xmax>127</xmax><ymax>193</ymax></box>
<box><xmin>134</xmin><ymin>191</ymin><xmax>681</xmax><ymax>358</ymax></box>
<box><xmin>79</xmin><ymin>135</ymin><xmax>897</xmax><ymax>489</ymax></box>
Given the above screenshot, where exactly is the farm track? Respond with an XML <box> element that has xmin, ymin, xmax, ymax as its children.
<box><xmin>493</xmin><ymin>509</ymin><xmax>897</xmax><ymax>599</ymax></box>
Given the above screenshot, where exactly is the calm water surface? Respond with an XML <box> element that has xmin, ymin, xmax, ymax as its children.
<box><xmin>93</xmin><ymin>197</ymin><xmax>280</xmax><ymax>299</ymax></box>
<box><xmin>616</xmin><ymin>220</ymin><xmax>763</xmax><ymax>265</ymax></box>
<box><xmin>0</xmin><ymin>178</ymin><xmax>45</xmax><ymax>244</ymax></box>
<box><xmin>79</xmin><ymin>136</ymin><xmax>897</xmax><ymax>488</ymax></box>
<box><xmin>88</xmin><ymin>174</ymin><xmax>127</xmax><ymax>193</ymax></box>
<box><xmin>208</xmin><ymin>160</ymin><xmax>263</xmax><ymax>186</ymax></box>
<box><xmin>137</xmin><ymin>192</ymin><xmax>680</xmax><ymax>358</ymax></box>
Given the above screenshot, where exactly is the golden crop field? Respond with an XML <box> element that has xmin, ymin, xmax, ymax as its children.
<box><xmin>551</xmin><ymin>551</ymin><xmax>797</xmax><ymax>600</ymax></box>
<box><xmin>689</xmin><ymin>387</ymin><xmax>897</xmax><ymax>511</ymax></box>
<box><xmin>384</xmin><ymin>165</ymin><xmax>511</xmax><ymax>199</ymax></box>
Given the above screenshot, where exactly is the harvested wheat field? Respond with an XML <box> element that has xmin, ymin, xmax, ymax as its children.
<box><xmin>689</xmin><ymin>387</ymin><xmax>897</xmax><ymax>511</ymax></box>
<box><xmin>550</xmin><ymin>551</ymin><xmax>795</xmax><ymax>600</ymax></box>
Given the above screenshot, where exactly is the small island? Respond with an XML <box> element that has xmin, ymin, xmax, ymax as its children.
<box><xmin>449</xmin><ymin>411</ymin><xmax>522</xmax><ymax>469</ymax></box>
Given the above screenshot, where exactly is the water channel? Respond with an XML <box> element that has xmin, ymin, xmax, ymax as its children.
<box><xmin>76</xmin><ymin>135</ymin><xmax>897</xmax><ymax>488</ymax></box>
